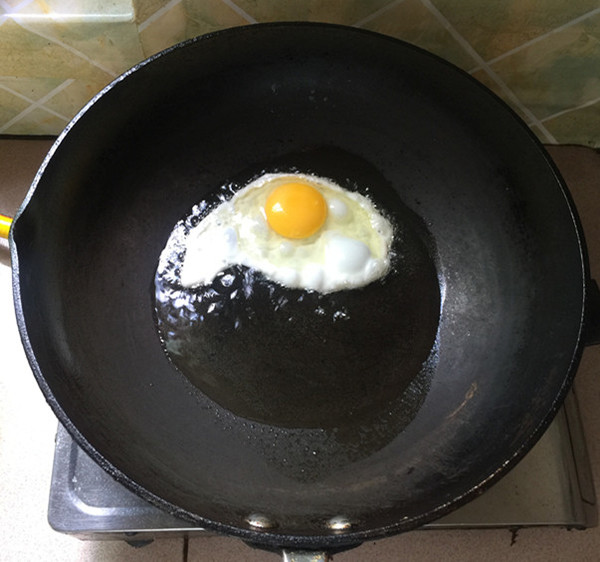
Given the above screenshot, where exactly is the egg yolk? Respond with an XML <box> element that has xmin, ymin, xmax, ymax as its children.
<box><xmin>264</xmin><ymin>182</ymin><xmax>328</xmax><ymax>239</ymax></box>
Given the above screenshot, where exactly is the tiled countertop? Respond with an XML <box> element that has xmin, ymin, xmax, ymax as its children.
<box><xmin>1</xmin><ymin>139</ymin><xmax>599</xmax><ymax>561</ymax></box>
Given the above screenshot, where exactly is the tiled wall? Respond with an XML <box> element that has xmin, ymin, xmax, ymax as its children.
<box><xmin>1</xmin><ymin>0</ymin><xmax>599</xmax><ymax>146</ymax></box>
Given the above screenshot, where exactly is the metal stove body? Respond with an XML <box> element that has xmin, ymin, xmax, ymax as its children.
<box><xmin>48</xmin><ymin>390</ymin><xmax>597</xmax><ymax>545</ymax></box>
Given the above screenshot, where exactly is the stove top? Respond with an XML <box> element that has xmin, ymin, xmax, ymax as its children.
<box><xmin>47</xmin><ymin>389</ymin><xmax>597</xmax><ymax>544</ymax></box>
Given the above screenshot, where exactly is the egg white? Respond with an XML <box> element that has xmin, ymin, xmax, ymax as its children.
<box><xmin>178</xmin><ymin>173</ymin><xmax>394</xmax><ymax>293</ymax></box>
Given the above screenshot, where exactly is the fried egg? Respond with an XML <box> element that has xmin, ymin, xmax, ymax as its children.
<box><xmin>177</xmin><ymin>173</ymin><xmax>393</xmax><ymax>293</ymax></box>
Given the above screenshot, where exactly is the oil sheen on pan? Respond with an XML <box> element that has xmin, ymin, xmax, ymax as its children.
<box><xmin>153</xmin><ymin>148</ymin><xmax>442</xmax><ymax>477</ymax></box>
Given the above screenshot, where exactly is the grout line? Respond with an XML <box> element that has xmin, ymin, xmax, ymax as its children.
<box><xmin>0</xmin><ymin>0</ymin><xmax>34</xmax><ymax>26</ymax></box>
<box><xmin>0</xmin><ymin>84</ymin><xmax>37</xmax><ymax>104</ymax></box>
<box><xmin>220</xmin><ymin>0</ymin><xmax>258</xmax><ymax>24</ymax></box>
<box><xmin>137</xmin><ymin>0</ymin><xmax>258</xmax><ymax>32</ymax></box>
<box><xmin>0</xmin><ymin>79</ymin><xmax>74</xmax><ymax>134</ymax></box>
<box><xmin>353</xmin><ymin>0</ymin><xmax>407</xmax><ymax>27</ymax></box>
<box><xmin>467</xmin><ymin>7</ymin><xmax>600</xmax><ymax>74</ymax></box>
<box><xmin>0</xmin><ymin>84</ymin><xmax>71</xmax><ymax>121</ymax></box>
<box><xmin>35</xmin><ymin>78</ymin><xmax>76</xmax><ymax>106</ymax></box>
<box><xmin>0</xmin><ymin>0</ymin><xmax>27</xmax><ymax>12</ymax></box>
<box><xmin>540</xmin><ymin>94</ymin><xmax>600</xmax><ymax>123</ymax></box>
<box><xmin>0</xmin><ymin>103</ymin><xmax>51</xmax><ymax>134</ymax></box>
<box><xmin>417</xmin><ymin>0</ymin><xmax>480</xmax><ymax>66</ymax></box>
<box><xmin>0</xmin><ymin>0</ymin><xmax>34</xmax><ymax>9</ymax></box>
<box><xmin>418</xmin><ymin>0</ymin><xmax>557</xmax><ymax>143</ymax></box>
<box><xmin>12</xmin><ymin>19</ymin><xmax>119</xmax><ymax>78</ymax></box>
<box><xmin>486</xmin><ymin>7</ymin><xmax>600</xmax><ymax>66</ymax></box>
<box><xmin>183</xmin><ymin>536</ymin><xmax>189</xmax><ymax>562</ymax></box>
<box><xmin>138</xmin><ymin>0</ymin><xmax>182</xmax><ymax>32</ymax></box>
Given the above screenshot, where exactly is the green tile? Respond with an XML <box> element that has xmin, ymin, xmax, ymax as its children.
<box><xmin>543</xmin><ymin>101</ymin><xmax>600</xmax><ymax>147</ymax></box>
<box><xmin>491</xmin><ymin>11</ymin><xmax>600</xmax><ymax>120</ymax></box>
<box><xmin>0</xmin><ymin>20</ymin><xmax>114</xmax><ymax>83</ymax></box>
<box><xmin>3</xmin><ymin>106</ymin><xmax>68</xmax><ymax>135</ymax></box>
<box><xmin>133</xmin><ymin>0</ymin><xmax>172</xmax><ymax>24</ymax></box>
<box><xmin>139</xmin><ymin>0</ymin><xmax>251</xmax><ymax>57</ymax></box>
<box><xmin>22</xmin><ymin>19</ymin><xmax>144</xmax><ymax>76</ymax></box>
<box><xmin>0</xmin><ymin>77</ymin><xmax>64</xmax><ymax>102</ymax></box>
<box><xmin>431</xmin><ymin>0</ymin><xmax>600</xmax><ymax>61</ymax></box>
<box><xmin>232</xmin><ymin>0</ymin><xmax>392</xmax><ymax>25</ymax></box>
<box><xmin>361</xmin><ymin>0</ymin><xmax>477</xmax><ymax>70</ymax></box>
<box><xmin>0</xmin><ymin>88</ymin><xmax>30</xmax><ymax>127</ymax></box>
<box><xmin>139</xmin><ymin>1</ymin><xmax>188</xmax><ymax>57</ymax></box>
<box><xmin>185</xmin><ymin>0</ymin><xmax>250</xmax><ymax>36</ymax></box>
<box><xmin>4</xmin><ymin>1</ymin><xmax>140</xmax><ymax>75</ymax></box>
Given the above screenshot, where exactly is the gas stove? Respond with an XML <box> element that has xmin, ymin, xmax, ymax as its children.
<box><xmin>48</xmin><ymin>388</ymin><xmax>596</xmax><ymax>545</ymax></box>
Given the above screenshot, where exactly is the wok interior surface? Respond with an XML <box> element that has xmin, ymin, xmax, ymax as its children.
<box><xmin>153</xmin><ymin>144</ymin><xmax>442</xmax><ymax>431</ymax></box>
<box><xmin>12</xmin><ymin>24</ymin><xmax>586</xmax><ymax>549</ymax></box>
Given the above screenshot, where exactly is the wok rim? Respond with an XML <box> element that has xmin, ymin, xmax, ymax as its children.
<box><xmin>9</xmin><ymin>21</ymin><xmax>589</xmax><ymax>549</ymax></box>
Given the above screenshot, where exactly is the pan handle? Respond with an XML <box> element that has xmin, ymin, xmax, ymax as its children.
<box><xmin>282</xmin><ymin>551</ymin><xmax>331</xmax><ymax>562</ymax></box>
<box><xmin>0</xmin><ymin>213</ymin><xmax>12</xmax><ymax>239</ymax></box>
<box><xmin>584</xmin><ymin>278</ymin><xmax>600</xmax><ymax>346</ymax></box>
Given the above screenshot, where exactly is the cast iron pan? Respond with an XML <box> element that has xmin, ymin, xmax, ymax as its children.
<box><xmin>10</xmin><ymin>23</ymin><xmax>591</xmax><ymax>554</ymax></box>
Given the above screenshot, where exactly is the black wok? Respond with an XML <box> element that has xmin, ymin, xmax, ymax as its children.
<box><xmin>9</xmin><ymin>23</ymin><xmax>592</xmax><ymax>555</ymax></box>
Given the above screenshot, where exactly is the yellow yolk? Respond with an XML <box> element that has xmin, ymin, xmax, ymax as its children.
<box><xmin>264</xmin><ymin>182</ymin><xmax>328</xmax><ymax>239</ymax></box>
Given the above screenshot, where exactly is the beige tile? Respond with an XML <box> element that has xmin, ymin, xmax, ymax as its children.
<box><xmin>361</xmin><ymin>0</ymin><xmax>478</xmax><ymax>70</ymax></box>
<box><xmin>0</xmin><ymin>87</ymin><xmax>30</xmax><ymax>125</ymax></box>
<box><xmin>543</xmin><ymin>100</ymin><xmax>600</xmax><ymax>147</ymax></box>
<box><xmin>431</xmin><ymin>0</ymin><xmax>600</xmax><ymax>61</ymax></box>
<box><xmin>139</xmin><ymin>0</ymin><xmax>188</xmax><ymax>57</ymax></box>
<box><xmin>0</xmin><ymin>20</ymin><xmax>115</xmax><ymax>83</ymax></box>
<box><xmin>232</xmin><ymin>0</ymin><xmax>392</xmax><ymax>25</ymax></box>
<box><xmin>3</xmin><ymin>106</ymin><xmax>68</xmax><ymax>135</ymax></box>
<box><xmin>490</xmin><ymin>11</ymin><xmax>600</xmax><ymax>120</ymax></box>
